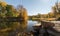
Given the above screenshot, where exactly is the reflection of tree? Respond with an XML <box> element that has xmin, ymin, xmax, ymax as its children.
<box><xmin>0</xmin><ymin>21</ymin><xmax>27</xmax><ymax>36</ymax></box>
<box><xmin>0</xmin><ymin>22</ymin><xmax>7</xmax><ymax>29</ymax></box>
<box><xmin>19</xmin><ymin>21</ymin><xmax>27</xmax><ymax>32</ymax></box>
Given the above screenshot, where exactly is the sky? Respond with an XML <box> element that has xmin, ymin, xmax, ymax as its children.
<box><xmin>1</xmin><ymin>0</ymin><xmax>60</xmax><ymax>16</ymax></box>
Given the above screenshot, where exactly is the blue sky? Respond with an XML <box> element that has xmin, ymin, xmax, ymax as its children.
<box><xmin>3</xmin><ymin>0</ymin><xmax>60</xmax><ymax>15</ymax></box>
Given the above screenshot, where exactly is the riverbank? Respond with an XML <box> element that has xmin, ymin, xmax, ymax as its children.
<box><xmin>31</xmin><ymin>18</ymin><xmax>57</xmax><ymax>21</ymax></box>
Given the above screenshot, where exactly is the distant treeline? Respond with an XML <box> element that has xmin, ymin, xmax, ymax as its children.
<box><xmin>29</xmin><ymin>2</ymin><xmax>60</xmax><ymax>20</ymax></box>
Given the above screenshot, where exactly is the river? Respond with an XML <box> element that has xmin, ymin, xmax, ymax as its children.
<box><xmin>0</xmin><ymin>20</ymin><xmax>60</xmax><ymax>36</ymax></box>
<box><xmin>27</xmin><ymin>20</ymin><xmax>38</xmax><ymax>31</ymax></box>
<box><xmin>27</xmin><ymin>20</ymin><xmax>60</xmax><ymax>32</ymax></box>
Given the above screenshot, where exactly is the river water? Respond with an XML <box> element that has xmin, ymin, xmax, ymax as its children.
<box><xmin>0</xmin><ymin>20</ymin><xmax>60</xmax><ymax>36</ymax></box>
<box><xmin>20</xmin><ymin>20</ymin><xmax>60</xmax><ymax>36</ymax></box>
<box><xmin>27</xmin><ymin>20</ymin><xmax>60</xmax><ymax>32</ymax></box>
<box><xmin>0</xmin><ymin>20</ymin><xmax>39</xmax><ymax>36</ymax></box>
<box><xmin>27</xmin><ymin>20</ymin><xmax>38</xmax><ymax>31</ymax></box>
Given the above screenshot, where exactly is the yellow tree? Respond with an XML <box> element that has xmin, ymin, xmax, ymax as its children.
<box><xmin>48</xmin><ymin>12</ymin><xmax>55</xmax><ymax>18</ymax></box>
<box><xmin>0</xmin><ymin>2</ymin><xmax>7</xmax><ymax>17</ymax></box>
<box><xmin>22</xmin><ymin>8</ymin><xmax>28</xmax><ymax>20</ymax></box>
<box><xmin>17</xmin><ymin>5</ymin><xmax>28</xmax><ymax>20</ymax></box>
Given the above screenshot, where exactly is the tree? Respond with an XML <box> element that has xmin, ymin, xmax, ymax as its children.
<box><xmin>6</xmin><ymin>5</ymin><xmax>19</xmax><ymax>17</ymax></box>
<box><xmin>17</xmin><ymin>5</ymin><xmax>28</xmax><ymax>20</ymax></box>
<box><xmin>52</xmin><ymin>2</ymin><xmax>60</xmax><ymax>18</ymax></box>
<box><xmin>0</xmin><ymin>2</ymin><xmax>7</xmax><ymax>7</ymax></box>
<box><xmin>0</xmin><ymin>2</ymin><xmax>7</xmax><ymax>17</ymax></box>
<box><xmin>48</xmin><ymin>12</ymin><xmax>55</xmax><ymax>18</ymax></box>
<box><xmin>37</xmin><ymin>13</ymin><xmax>41</xmax><ymax>18</ymax></box>
<box><xmin>52</xmin><ymin>6</ymin><xmax>57</xmax><ymax>13</ymax></box>
<box><xmin>12</xmin><ymin>9</ymin><xmax>19</xmax><ymax>17</ymax></box>
<box><xmin>6</xmin><ymin>5</ymin><xmax>15</xmax><ymax>17</ymax></box>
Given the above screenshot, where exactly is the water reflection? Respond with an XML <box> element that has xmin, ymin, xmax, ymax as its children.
<box><xmin>19</xmin><ymin>21</ymin><xmax>27</xmax><ymax>32</ymax></box>
<box><xmin>0</xmin><ymin>20</ymin><xmax>60</xmax><ymax>36</ymax></box>
<box><xmin>0</xmin><ymin>21</ymin><xmax>27</xmax><ymax>36</ymax></box>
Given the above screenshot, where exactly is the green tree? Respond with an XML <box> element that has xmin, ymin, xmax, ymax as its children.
<box><xmin>0</xmin><ymin>3</ymin><xmax>6</xmax><ymax>17</ymax></box>
<box><xmin>6</xmin><ymin>5</ymin><xmax>19</xmax><ymax>17</ymax></box>
<box><xmin>6</xmin><ymin>5</ymin><xmax>14</xmax><ymax>17</ymax></box>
